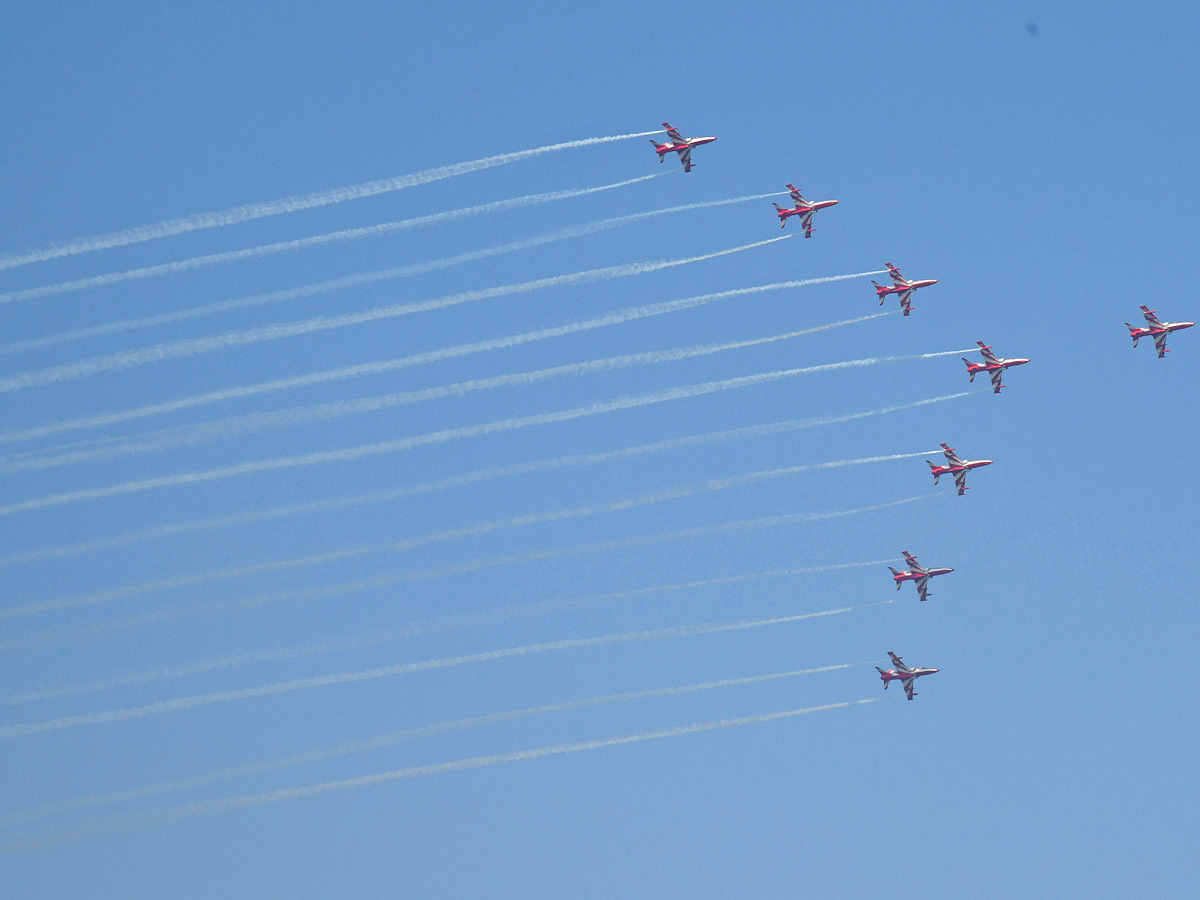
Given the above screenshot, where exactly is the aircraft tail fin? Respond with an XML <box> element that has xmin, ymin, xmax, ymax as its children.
<box><xmin>962</xmin><ymin>359</ymin><xmax>976</xmax><ymax>381</ymax></box>
<box><xmin>872</xmin><ymin>280</ymin><xmax>888</xmax><ymax>300</ymax></box>
<box><xmin>926</xmin><ymin>460</ymin><xmax>940</xmax><ymax>484</ymax></box>
<box><xmin>888</xmin><ymin>567</ymin><xmax>903</xmax><ymax>586</ymax></box>
<box><xmin>1125</xmin><ymin>324</ymin><xmax>1139</xmax><ymax>346</ymax></box>
<box><xmin>773</xmin><ymin>202</ymin><xmax>785</xmax><ymax>212</ymax></box>
<box><xmin>876</xmin><ymin>667</ymin><xmax>889</xmax><ymax>686</ymax></box>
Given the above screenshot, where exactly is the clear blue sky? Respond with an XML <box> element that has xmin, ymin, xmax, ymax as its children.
<box><xmin>2</xmin><ymin>3</ymin><xmax>1198</xmax><ymax>897</ymax></box>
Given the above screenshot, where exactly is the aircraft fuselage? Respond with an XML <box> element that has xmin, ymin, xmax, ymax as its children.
<box><xmin>892</xmin><ymin>567</ymin><xmax>954</xmax><ymax>586</ymax></box>
<box><xmin>652</xmin><ymin>135</ymin><xmax>717</xmax><ymax>158</ymax></box>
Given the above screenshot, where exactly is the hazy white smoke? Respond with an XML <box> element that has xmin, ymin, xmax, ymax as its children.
<box><xmin>0</xmin><ymin>130</ymin><xmax>665</xmax><ymax>271</ymax></box>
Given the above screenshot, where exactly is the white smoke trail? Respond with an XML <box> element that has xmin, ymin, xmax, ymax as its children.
<box><xmin>0</xmin><ymin>393</ymin><xmax>969</xmax><ymax>568</ymax></box>
<box><xmin>1</xmin><ymin>663</ymin><xmax>874</xmax><ymax>828</ymax></box>
<box><xmin>1</xmin><ymin>452</ymin><xmax>926</xmax><ymax>621</ymax></box>
<box><xmin>0</xmin><ymin>130</ymin><xmax>665</xmax><ymax>271</ymax></box>
<box><xmin>0</xmin><ymin>547</ymin><xmax>370</xmax><ymax>621</ymax></box>
<box><xmin>6</xmin><ymin>313</ymin><xmax>892</xmax><ymax>474</ymax></box>
<box><xmin>0</xmin><ymin>353</ymin><xmax>967</xmax><ymax>517</ymax></box>
<box><xmin>0</xmin><ymin>174</ymin><xmax>664</xmax><ymax>308</ymax></box>
<box><xmin>0</xmin><ymin>236</ymin><xmax>790</xmax><ymax>394</ymax></box>
<box><xmin>385</xmin><ymin>451</ymin><xmax>936</xmax><ymax>552</ymax></box>
<box><xmin>2</xmin><ymin>497</ymin><xmax>932</xmax><ymax>652</ymax></box>
<box><xmin>0</xmin><ymin>269</ymin><xmax>884</xmax><ymax>446</ymax></box>
<box><xmin>0</xmin><ymin>698</ymin><xmax>883</xmax><ymax>852</ymax></box>
<box><xmin>1</xmin><ymin>564</ymin><xmax>890</xmax><ymax>706</ymax></box>
<box><xmin>0</xmin><ymin>603</ymin><xmax>893</xmax><ymax>741</ymax></box>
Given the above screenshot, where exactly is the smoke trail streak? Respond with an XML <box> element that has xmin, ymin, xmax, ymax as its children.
<box><xmin>2</xmin><ymin>452</ymin><xmax>925</xmax><ymax>622</ymax></box>
<box><xmin>0</xmin><ymin>353</ymin><xmax>966</xmax><ymax>518</ymax></box>
<box><xmin>0</xmin><ymin>237</ymin><xmax>789</xmax><ymax>394</ymax></box>
<box><xmin>0</xmin><ymin>271</ymin><xmax>884</xmax><ymax>446</ymax></box>
<box><xmin>1</xmin><ymin>663</ymin><xmax>873</xmax><ymax>828</ymax></box>
<box><xmin>0</xmin><ymin>548</ymin><xmax>370</xmax><ymax>621</ymax></box>
<box><xmin>0</xmin><ymin>699</ymin><xmax>882</xmax><ymax>852</ymax></box>
<box><xmin>385</xmin><ymin>452</ymin><xmax>935</xmax><ymax>552</ymax></box>
<box><xmin>2</xmin><ymin>563</ymin><xmax>890</xmax><ymax>706</ymax></box>
<box><xmin>0</xmin><ymin>130</ymin><xmax>665</xmax><ymax>271</ymax></box>
<box><xmin>0</xmin><ymin>603</ymin><xmax>893</xmax><ymax>741</ymax></box>
<box><xmin>0</xmin><ymin>393</ymin><xmax>970</xmax><ymax>568</ymax></box>
<box><xmin>1</xmin><ymin>497</ymin><xmax>932</xmax><ymax>652</ymax></box>
<box><xmin>6</xmin><ymin>313</ymin><xmax>892</xmax><ymax>475</ymax></box>
<box><xmin>0</xmin><ymin>174</ymin><xmax>664</xmax><ymax>308</ymax></box>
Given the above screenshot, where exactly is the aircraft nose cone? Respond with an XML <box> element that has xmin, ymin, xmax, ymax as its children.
<box><xmin>1180</xmin><ymin>322</ymin><xmax>1195</xmax><ymax>329</ymax></box>
<box><xmin>980</xmin><ymin>460</ymin><xmax>994</xmax><ymax>466</ymax></box>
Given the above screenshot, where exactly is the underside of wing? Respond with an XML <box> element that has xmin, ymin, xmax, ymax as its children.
<box><xmin>888</xmin><ymin>265</ymin><xmax>905</xmax><ymax>285</ymax></box>
<box><xmin>902</xmin><ymin>550</ymin><xmax>919</xmax><ymax>568</ymax></box>
<box><xmin>903</xmin><ymin>678</ymin><xmax>916</xmax><ymax>700</ymax></box>
<box><xmin>942</xmin><ymin>446</ymin><xmax>964</xmax><ymax>465</ymax></box>
<box><xmin>915</xmin><ymin>576</ymin><xmax>930</xmax><ymax>601</ymax></box>
<box><xmin>1154</xmin><ymin>332</ymin><xmax>1168</xmax><ymax>356</ymax></box>
<box><xmin>664</xmin><ymin>125</ymin><xmax>685</xmax><ymax>144</ymax></box>
<box><xmin>677</xmin><ymin>146</ymin><xmax>693</xmax><ymax>171</ymax></box>
<box><xmin>801</xmin><ymin>210</ymin><xmax>815</xmax><ymax>236</ymax></box>
<box><xmin>790</xmin><ymin>187</ymin><xmax>806</xmax><ymax>204</ymax></box>
<box><xmin>1142</xmin><ymin>306</ymin><xmax>1164</xmax><ymax>327</ymax></box>
<box><xmin>989</xmin><ymin>368</ymin><xmax>1004</xmax><ymax>392</ymax></box>
<box><xmin>978</xmin><ymin>344</ymin><xmax>1000</xmax><ymax>365</ymax></box>
<box><xmin>888</xmin><ymin>651</ymin><xmax>911</xmax><ymax>673</ymax></box>
<box><xmin>898</xmin><ymin>289</ymin><xmax>914</xmax><ymax>313</ymax></box>
<box><xmin>953</xmin><ymin>469</ymin><xmax>968</xmax><ymax>494</ymax></box>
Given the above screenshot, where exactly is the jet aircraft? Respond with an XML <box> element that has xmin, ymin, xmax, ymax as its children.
<box><xmin>889</xmin><ymin>551</ymin><xmax>954</xmax><ymax>602</ymax></box>
<box><xmin>772</xmin><ymin>184</ymin><xmax>839</xmax><ymax>238</ymax></box>
<box><xmin>927</xmin><ymin>443</ymin><xmax>993</xmax><ymax>495</ymax></box>
<box><xmin>1126</xmin><ymin>306</ymin><xmax>1194</xmax><ymax>357</ymax></box>
<box><xmin>876</xmin><ymin>652</ymin><xmax>939</xmax><ymax>700</ymax></box>
<box><xmin>649</xmin><ymin>123</ymin><xmax>717</xmax><ymax>173</ymax></box>
<box><xmin>962</xmin><ymin>342</ymin><xmax>1030</xmax><ymax>393</ymax></box>
<box><xmin>871</xmin><ymin>262</ymin><xmax>938</xmax><ymax>316</ymax></box>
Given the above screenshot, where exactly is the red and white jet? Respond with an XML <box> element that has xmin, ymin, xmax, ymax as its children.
<box><xmin>772</xmin><ymin>184</ymin><xmax>839</xmax><ymax>238</ymax></box>
<box><xmin>649</xmin><ymin>123</ymin><xmax>717</xmax><ymax>173</ymax></box>
<box><xmin>927</xmin><ymin>443</ymin><xmax>993</xmax><ymax>495</ymax></box>
<box><xmin>962</xmin><ymin>341</ymin><xmax>1030</xmax><ymax>393</ymax></box>
<box><xmin>889</xmin><ymin>551</ymin><xmax>954</xmax><ymax>602</ymax></box>
<box><xmin>871</xmin><ymin>262</ymin><xmax>938</xmax><ymax>316</ymax></box>
<box><xmin>1125</xmin><ymin>305</ymin><xmax>1194</xmax><ymax>358</ymax></box>
<box><xmin>876</xmin><ymin>651</ymin><xmax>939</xmax><ymax>700</ymax></box>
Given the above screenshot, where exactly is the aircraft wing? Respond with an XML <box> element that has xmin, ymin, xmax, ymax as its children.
<box><xmin>897</xmin><ymin>288</ymin><xmax>914</xmax><ymax>315</ymax></box>
<box><xmin>902</xmin><ymin>550</ymin><xmax>921</xmax><ymax>569</ymax></box>
<box><xmin>1154</xmin><ymin>331</ymin><xmax>1169</xmax><ymax>357</ymax></box>
<box><xmin>914</xmin><ymin>576</ymin><xmax>930</xmax><ymax>601</ymax></box>
<box><xmin>677</xmin><ymin>146</ymin><xmax>693</xmax><ymax>172</ymax></box>
<box><xmin>989</xmin><ymin>368</ymin><xmax>1004</xmax><ymax>393</ymax></box>
<box><xmin>977</xmin><ymin>342</ymin><xmax>1000</xmax><ymax>365</ymax></box>
<box><xmin>887</xmin><ymin>263</ymin><xmax>907</xmax><ymax>286</ymax></box>
<box><xmin>1142</xmin><ymin>306</ymin><xmax>1164</xmax><ymax>328</ymax></box>
<box><xmin>663</xmin><ymin>123</ymin><xmax>685</xmax><ymax>144</ymax></box>
<box><xmin>801</xmin><ymin>210</ymin><xmax>815</xmax><ymax>237</ymax></box>
<box><xmin>953</xmin><ymin>469</ymin><xmax>968</xmax><ymax>494</ymax></box>
<box><xmin>902</xmin><ymin>677</ymin><xmax>916</xmax><ymax>700</ymax></box>
<box><xmin>941</xmin><ymin>444</ymin><xmax>964</xmax><ymax>465</ymax></box>
<box><xmin>887</xmin><ymin>651</ymin><xmax>911</xmax><ymax>674</ymax></box>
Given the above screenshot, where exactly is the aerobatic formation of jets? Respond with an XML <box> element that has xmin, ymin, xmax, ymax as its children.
<box><xmin>650</xmin><ymin>120</ymin><xmax>1190</xmax><ymax>703</ymax></box>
